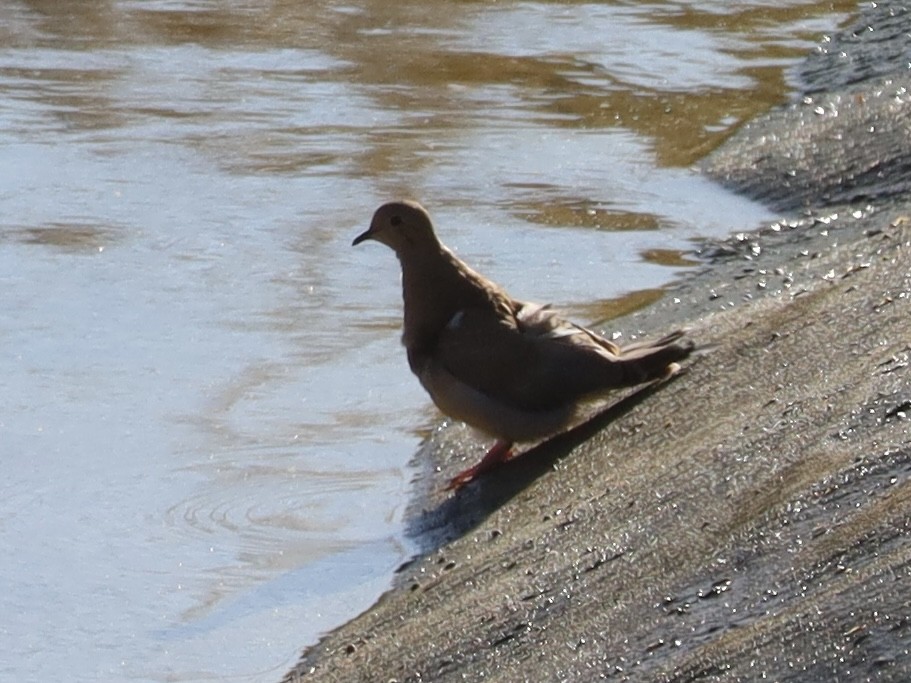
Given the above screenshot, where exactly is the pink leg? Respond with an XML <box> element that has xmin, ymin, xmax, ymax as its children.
<box><xmin>446</xmin><ymin>440</ymin><xmax>515</xmax><ymax>491</ymax></box>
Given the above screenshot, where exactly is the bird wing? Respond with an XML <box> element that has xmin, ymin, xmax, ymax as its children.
<box><xmin>431</xmin><ymin>300</ymin><xmax>628</xmax><ymax>412</ymax></box>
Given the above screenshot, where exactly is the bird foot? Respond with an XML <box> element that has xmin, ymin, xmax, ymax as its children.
<box><xmin>446</xmin><ymin>440</ymin><xmax>515</xmax><ymax>491</ymax></box>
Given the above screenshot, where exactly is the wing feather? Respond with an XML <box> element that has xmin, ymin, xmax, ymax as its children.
<box><xmin>432</xmin><ymin>300</ymin><xmax>627</xmax><ymax>411</ymax></box>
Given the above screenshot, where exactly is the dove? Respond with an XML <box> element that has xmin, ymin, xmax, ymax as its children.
<box><xmin>353</xmin><ymin>200</ymin><xmax>693</xmax><ymax>490</ymax></box>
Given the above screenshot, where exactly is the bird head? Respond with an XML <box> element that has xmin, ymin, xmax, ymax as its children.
<box><xmin>352</xmin><ymin>200</ymin><xmax>441</xmax><ymax>254</ymax></box>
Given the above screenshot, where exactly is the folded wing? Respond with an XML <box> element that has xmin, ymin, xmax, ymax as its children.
<box><xmin>431</xmin><ymin>300</ymin><xmax>652</xmax><ymax>412</ymax></box>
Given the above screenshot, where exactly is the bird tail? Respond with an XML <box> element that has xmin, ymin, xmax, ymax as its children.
<box><xmin>615</xmin><ymin>330</ymin><xmax>695</xmax><ymax>384</ymax></box>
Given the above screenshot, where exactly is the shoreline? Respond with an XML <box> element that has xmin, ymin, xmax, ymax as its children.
<box><xmin>285</xmin><ymin>3</ymin><xmax>911</xmax><ymax>680</ymax></box>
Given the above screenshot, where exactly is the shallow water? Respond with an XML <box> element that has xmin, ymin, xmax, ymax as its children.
<box><xmin>0</xmin><ymin>1</ymin><xmax>853</xmax><ymax>680</ymax></box>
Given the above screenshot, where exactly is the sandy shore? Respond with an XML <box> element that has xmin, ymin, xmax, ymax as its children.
<box><xmin>284</xmin><ymin>4</ymin><xmax>911</xmax><ymax>681</ymax></box>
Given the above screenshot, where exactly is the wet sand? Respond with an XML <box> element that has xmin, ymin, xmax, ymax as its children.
<box><xmin>284</xmin><ymin>4</ymin><xmax>911</xmax><ymax>681</ymax></box>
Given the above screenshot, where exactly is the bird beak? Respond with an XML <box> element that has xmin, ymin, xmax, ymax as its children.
<box><xmin>352</xmin><ymin>228</ymin><xmax>373</xmax><ymax>246</ymax></box>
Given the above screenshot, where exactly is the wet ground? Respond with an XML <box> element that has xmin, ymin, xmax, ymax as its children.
<box><xmin>0</xmin><ymin>1</ymin><xmax>858</xmax><ymax>681</ymax></box>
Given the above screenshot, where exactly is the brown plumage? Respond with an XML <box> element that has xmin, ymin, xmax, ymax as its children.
<box><xmin>353</xmin><ymin>200</ymin><xmax>693</xmax><ymax>489</ymax></box>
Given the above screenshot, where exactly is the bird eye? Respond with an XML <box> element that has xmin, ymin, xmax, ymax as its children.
<box><xmin>390</xmin><ymin>215</ymin><xmax>402</xmax><ymax>226</ymax></box>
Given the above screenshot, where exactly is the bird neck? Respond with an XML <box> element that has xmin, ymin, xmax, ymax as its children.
<box><xmin>399</xmin><ymin>246</ymin><xmax>488</xmax><ymax>353</ymax></box>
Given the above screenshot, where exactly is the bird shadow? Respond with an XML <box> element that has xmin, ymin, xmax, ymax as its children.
<box><xmin>402</xmin><ymin>370</ymin><xmax>686</xmax><ymax>559</ymax></box>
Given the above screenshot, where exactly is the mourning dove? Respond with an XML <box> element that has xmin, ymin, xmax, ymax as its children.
<box><xmin>353</xmin><ymin>200</ymin><xmax>694</xmax><ymax>490</ymax></box>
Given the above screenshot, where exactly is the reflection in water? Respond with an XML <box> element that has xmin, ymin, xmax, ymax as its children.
<box><xmin>641</xmin><ymin>247</ymin><xmax>702</xmax><ymax>268</ymax></box>
<box><xmin>0</xmin><ymin>1</ymin><xmax>854</xmax><ymax>681</ymax></box>
<box><xmin>6</xmin><ymin>222</ymin><xmax>120</xmax><ymax>252</ymax></box>
<box><xmin>511</xmin><ymin>193</ymin><xmax>665</xmax><ymax>232</ymax></box>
